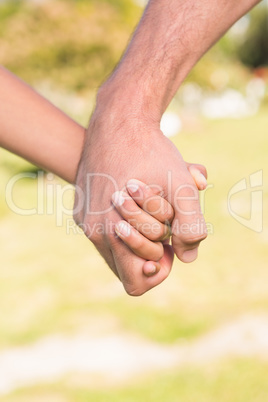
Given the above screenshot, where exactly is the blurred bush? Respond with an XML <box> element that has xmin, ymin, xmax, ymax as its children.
<box><xmin>0</xmin><ymin>0</ymin><xmax>141</xmax><ymax>92</ymax></box>
<box><xmin>0</xmin><ymin>0</ymin><xmax>267</xmax><ymax>95</ymax></box>
<box><xmin>237</xmin><ymin>5</ymin><xmax>268</xmax><ymax>68</ymax></box>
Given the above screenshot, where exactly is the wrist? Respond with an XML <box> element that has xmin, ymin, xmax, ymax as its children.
<box><xmin>96</xmin><ymin>74</ymin><xmax>163</xmax><ymax>125</ymax></box>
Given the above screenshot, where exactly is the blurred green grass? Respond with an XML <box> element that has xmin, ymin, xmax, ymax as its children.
<box><xmin>2</xmin><ymin>359</ymin><xmax>268</xmax><ymax>402</ymax></box>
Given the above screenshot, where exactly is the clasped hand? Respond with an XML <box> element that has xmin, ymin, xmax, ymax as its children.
<box><xmin>74</xmin><ymin>102</ymin><xmax>207</xmax><ymax>296</ymax></box>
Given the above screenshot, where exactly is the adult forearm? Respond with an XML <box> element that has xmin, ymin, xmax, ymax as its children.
<box><xmin>99</xmin><ymin>0</ymin><xmax>261</xmax><ymax>120</ymax></box>
<box><xmin>0</xmin><ymin>67</ymin><xmax>84</xmax><ymax>183</ymax></box>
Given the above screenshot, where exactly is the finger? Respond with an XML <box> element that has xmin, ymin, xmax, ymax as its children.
<box><xmin>143</xmin><ymin>239</ymin><xmax>174</xmax><ymax>277</ymax></box>
<box><xmin>114</xmin><ymin>220</ymin><xmax>164</xmax><ymax>261</ymax></box>
<box><xmin>171</xmin><ymin>167</ymin><xmax>207</xmax><ymax>263</ymax></box>
<box><xmin>186</xmin><ymin>163</ymin><xmax>207</xmax><ymax>190</ymax></box>
<box><xmin>111</xmin><ymin>237</ymin><xmax>174</xmax><ymax>296</ymax></box>
<box><xmin>142</xmin><ymin>261</ymin><xmax>161</xmax><ymax>276</ymax></box>
<box><xmin>186</xmin><ymin>162</ymin><xmax>207</xmax><ymax>180</ymax></box>
<box><xmin>112</xmin><ymin>190</ymin><xmax>171</xmax><ymax>241</ymax></box>
<box><xmin>126</xmin><ymin>179</ymin><xmax>174</xmax><ymax>223</ymax></box>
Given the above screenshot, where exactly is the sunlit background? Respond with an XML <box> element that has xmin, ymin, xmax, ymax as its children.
<box><xmin>0</xmin><ymin>0</ymin><xmax>268</xmax><ymax>401</ymax></box>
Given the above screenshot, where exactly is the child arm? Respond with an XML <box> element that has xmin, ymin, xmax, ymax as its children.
<box><xmin>0</xmin><ymin>66</ymin><xmax>84</xmax><ymax>184</ymax></box>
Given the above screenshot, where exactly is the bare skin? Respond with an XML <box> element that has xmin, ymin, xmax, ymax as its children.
<box><xmin>112</xmin><ymin>172</ymin><xmax>207</xmax><ymax>277</ymax></box>
<box><xmin>74</xmin><ymin>0</ymin><xmax>261</xmax><ymax>296</ymax></box>
<box><xmin>0</xmin><ymin>66</ymin><xmax>206</xmax><ymax>282</ymax></box>
<box><xmin>0</xmin><ymin>67</ymin><xmax>83</xmax><ymax>183</ymax></box>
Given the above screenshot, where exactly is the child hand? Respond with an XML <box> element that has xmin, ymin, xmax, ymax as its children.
<box><xmin>112</xmin><ymin>163</ymin><xmax>207</xmax><ymax>277</ymax></box>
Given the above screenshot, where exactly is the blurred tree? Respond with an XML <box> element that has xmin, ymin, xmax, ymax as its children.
<box><xmin>237</xmin><ymin>4</ymin><xmax>268</xmax><ymax>68</ymax></box>
<box><xmin>0</xmin><ymin>0</ymin><xmax>141</xmax><ymax>92</ymax></box>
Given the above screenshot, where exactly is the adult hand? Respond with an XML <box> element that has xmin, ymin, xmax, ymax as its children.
<box><xmin>73</xmin><ymin>0</ymin><xmax>260</xmax><ymax>296</ymax></box>
<box><xmin>73</xmin><ymin>91</ymin><xmax>207</xmax><ymax>296</ymax></box>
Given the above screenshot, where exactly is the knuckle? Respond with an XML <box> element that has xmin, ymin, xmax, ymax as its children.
<box><xmin>158</xmin><ymin>205</ymin><xmax>174</xmax><ymax>223</ymax></box>
<box><xmin>158</xmin><ymin>225</ymin><xmax>172</xmax><ymax>241</ymax></box>
<box><xmin>142</xmin><ymin>222</ymin><xmax>164</xmax><ymax>241</ymax></box>
<box><xmin>164</xmin><ymin>208</ymin><xmax>175</xmax><ymax>222</ymax></box>
<box><xmin>152</xmin><ymin>244</ymin><xmax>164</xmax><ymax>261</ymax></box>
<box><xmin>135</xmin><ymin>240</ymin><xmax>164</xmax><ymax>261</ymax></box>
<box><xmin>145</xmin><ymin>231</ymin><xmax>162</xmax><ymax>242</ymax></box>
<box><xmin>148</xmin><ymin>233</ymin><xmax>161</xmax><ymax>242</ymax></box>
<box><xmin>179</xmin><ymin>231</ymin><xmax>207</xmax><ymax>245</ymax></box>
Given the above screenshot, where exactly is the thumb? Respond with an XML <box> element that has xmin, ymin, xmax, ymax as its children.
<box><xmin>171</xmin><ymin>166</ymin><xmax>207</xmax><ymax>263</ymax></box>
<box><xmin>111</xmin><ymin>238</ymin><xmax>174</xmax><ymax>296</ymax></box>
<box><xmin>186</xmin><ymin>162</ymin><xmax>208</xmax><ymax>191</ymax></box>
<box><xmin>143</xmin><ymin>241</ymin><xmax>174</xmax><ymax>278</ymax></box>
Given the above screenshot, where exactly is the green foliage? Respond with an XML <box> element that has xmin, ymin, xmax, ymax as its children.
<box><xmin>0</xmin><ymin>0</ymin><xmax>22</xmax><ymax>22</ymax></box>
<box><xmin>237</xmin><ymin>5</ymin><xmax>268</xmax><ymax>68</ymax></box>
<box><xmin>185</xmin><ymin>49</ymin><xmax>251</xmax><ymax>91</ymax></box>
<box><xmin>0</xmin><ymin>0</ymin><xmax>140</xmax><ymax>91</ymax></box>
<box><xmin>1</xmin><ymin>0</ymin><xmax>264</xmax><ymax>93</ymax></box>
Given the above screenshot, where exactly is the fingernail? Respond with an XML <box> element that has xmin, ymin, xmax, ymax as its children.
<box><xmin>198</xmin><ymin>173</ymin><xmax>207</xmax><ymax>190</ymax></box>
<box><xmin>115</xmin><ymin>221</ymin><xmax>131</xmax><ymax>237</ymax></box>
<box><xmin>126</xmin><ymin>179</ymin><xmax>140</xmax><ymax>195</ymax></box>
<box><xmin>182</xmin><ymin>248</ymin><xmax>198</xmax><ymax>263</ymax></box>
<box><xmin>112</xmin><ymin>191</ymin><xmax>125</xmax><ymax>207</ymax></box>
<box><xmin>144</xmin><ymin>262</ymin><xmax>159</xmax><ymax>277</ymax></box>
<box><xmin>147</xmin><ymin>264</ymin><xmax>157</xmax><ymax>276</ymax></box>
